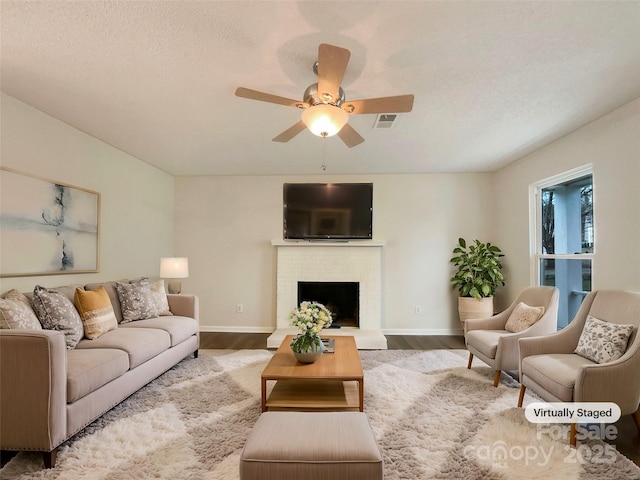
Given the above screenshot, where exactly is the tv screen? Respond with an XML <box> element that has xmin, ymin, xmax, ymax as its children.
<box><xmin>283</xmin><ymin>183</ymin><xmax>373</xmax><ymax>240</ymax></box>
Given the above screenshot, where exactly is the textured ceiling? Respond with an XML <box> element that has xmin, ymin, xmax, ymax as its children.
<box><xmin>2</xmin><ymin>1</ymin><xmax>639</xmax><ymax>176</ymax></box>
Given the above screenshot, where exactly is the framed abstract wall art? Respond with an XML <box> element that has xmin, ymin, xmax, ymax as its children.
<box><xmin>0</xmin><ymin>167</ymin><xmax>100</xmax><ymax>277</ymax></box>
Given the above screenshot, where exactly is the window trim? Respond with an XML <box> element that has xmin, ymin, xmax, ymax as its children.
<box><xmin>529</xmin><ymin>164</ymin><xmax>594</xmax><ymax>286</ymax></box>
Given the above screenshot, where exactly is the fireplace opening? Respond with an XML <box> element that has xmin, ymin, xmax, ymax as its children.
<box><xmin>297</xmin><ymin>281</ymin><xmax>359</xmax><ymax>328</ymax></box>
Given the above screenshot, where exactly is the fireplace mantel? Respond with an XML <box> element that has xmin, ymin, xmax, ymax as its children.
<box><xmin>271</xmin><ymin>240</ymin><xmax>386</xmax><ymax>247</ymax></box>
<box><xmin>268</xmin><ymin>240</ymin><xmax>387</xmax><ymax>349</ymax></box>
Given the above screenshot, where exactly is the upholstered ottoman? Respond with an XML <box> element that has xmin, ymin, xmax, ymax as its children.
<box><xmin>240</xmin><ymin>411</ymin><xmax>383</xmax><ymax>480</ymax></box>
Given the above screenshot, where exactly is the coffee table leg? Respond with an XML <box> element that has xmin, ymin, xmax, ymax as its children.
<box><xmin>261</xmin><ymin>378</ymin><xmax>267</xmax><ymax>412</ymax></box>
<box><xmin>359</xmin><ymin>378</ymin><xmax>364</xmax><ymax>412</ymax></box>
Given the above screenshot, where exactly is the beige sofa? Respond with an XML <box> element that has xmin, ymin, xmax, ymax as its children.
<box><xmin>0</xmin><ymin>281</ymin><xmax>199</xmax><ymax>468</ymax></box>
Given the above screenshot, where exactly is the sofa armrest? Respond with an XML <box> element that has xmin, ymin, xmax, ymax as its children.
<box><xmin>0</xmin><ymin>329</ymin><xmax>67</xmax><ymax>452</ymax></box>
<box><xmin>167</xmin><ymin>294</ymin><xmax>199</xmax><ymax>321</ymax></box>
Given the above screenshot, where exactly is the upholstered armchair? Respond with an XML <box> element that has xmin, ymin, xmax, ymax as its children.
<box><xmin>517</xmin><ymin>290</ymin><xmax>640</xmax><ymax>445</ymax></box>
<box><xmin>466</xmin><ymin>286</ymin><xmax>559</xmax><ymax>387</ymax></box>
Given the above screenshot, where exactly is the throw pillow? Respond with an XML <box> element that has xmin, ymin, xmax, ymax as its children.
<box><xmin>0</xmin><ymin>289</ymin><xmax>42</xmax><ymax>330</ymax></box>
<box><xmin>115</xmin><ymin>280</ymin><xmax>159</xmax><ymax>323</ymax></box>
<box><xmin>74</xmin><ymin>286</ymin><xmax>118</xmax><ymax>339</ymax></box>
<box><xmin>31</xmin><ymin>285</ymin><xmax>84</xmax><ymax>349</ymax></box>
<box><xmin>149</xmin><ymin>279</ymin><xmax>173</xmax><ymax>316</ymax></box>
<box><xmin>574</xmin><ymin>315</ymin><xmax>634</xmax><ymax>364</ymax></box>
<box><xmin>504</xmin><ymin>302</ymin><xmax>545</xmax><ymax>333</ymax></box>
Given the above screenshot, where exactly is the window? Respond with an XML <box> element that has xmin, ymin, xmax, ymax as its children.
<box><xmin>530</xmin><ymin>165</ymin><xmax>593</xmax><ymax>328</ymax></box>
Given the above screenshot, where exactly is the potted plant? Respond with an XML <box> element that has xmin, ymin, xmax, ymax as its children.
<box><xmin>450</xmin><ymin>238</ymin><xmax>505</xmax><ymax>327</ymax></box>
<box><xmin>289</xmin><ymin>301</ymin><xmax>333</xmax><ymax>363</ymax></box>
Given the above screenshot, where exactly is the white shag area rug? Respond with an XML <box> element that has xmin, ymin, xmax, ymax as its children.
<box><xmin>2</xmin><ymin>349</ymin><xmax>639</xmax><ymax>479</ymax></box>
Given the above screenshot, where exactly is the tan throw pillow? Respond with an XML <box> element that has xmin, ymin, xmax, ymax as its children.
<box><xmin>575</xmin><ymin>315</ymin><xmax>634</xmax><ymax>364</ymax></box>
<box><xmin>504</xmin><ymin>302</ymin><xmax>545</xmax><ymax>333</ymax></box>
<box><xmin>149</xmin><ymin>280</ymin><xmax>172</xmax><ymax>316</ymax></box>
<box><xmin>74</xmin><ymin>286</ymin><xmax>118</xmax><ymax>340</ymax></box>
<box><xmin>0</xmin><ymin>289</ymin><xmax>42</xmax><ymax>330</ymax></box>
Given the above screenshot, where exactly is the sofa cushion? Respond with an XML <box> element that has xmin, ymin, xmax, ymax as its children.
<box><xmin>66</xmin><ymin>348</ymin><xmax>130</xmax><ymax>402</ymax></box>
<box><xmin>74</xmin><ymin>287</ymin><xmax>118</xmax><ymax>339</ymax></box>
<box><xmin>149</xmin><ymin>280</ymin><xmax>172</xmax><ymax>316</ymax></box>
<box><xmin>0</xmin><ymin>289</ymin><xmax>42</xmax><ymax>330</ymax></box>
<box><xmin>504</xmin><ymin>302</ymin><xmax>545</xmax><ymax>333</ymax></box>
<box><xmin>574</xmin><ymin>315</ymin><xmax>634</xmax><ymax>364</ymax></box>
<box><xmin>522</xmin><ymin>353</ymin><xmax>596</xmax><ymax>402</ymax></box>
<box><xmin>85</xmin><ymin>282</ymin><xmax>125</xmax><ymax>324</ymax></box>
<box><xmin>119</xmin><ymin>316</ymin><xmax>197</xmax><ymax>347</ymax></box>
<box><xmin>115</xmin><ymin>280</ymin><xmax>159</xmax><ymax>323</ymax></box>
<box><xmin>75</xmin><ymin>327</ymin><xmax>170</xmax><ymax>368</ymax></box>
<box><xmin>32</xmin><ymin>285</ymin><xmax>84</xmax><ymax>349</ymax></box>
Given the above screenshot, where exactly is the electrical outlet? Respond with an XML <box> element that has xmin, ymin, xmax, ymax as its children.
<box><xmin>414</xmin><ymin>306</ymin><xmax>422</xmax><ymax>315</ymax></box>
<box><xmin>236</xmin><ymin>304</ymin><xmax>243</xmax><ymax>313</ymax></box>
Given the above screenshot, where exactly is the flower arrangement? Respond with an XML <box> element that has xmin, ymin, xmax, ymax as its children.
<box><xmin>289</xmin><ymin>301</ymin><xmax>333</xmax><ymax>353</ymax></box>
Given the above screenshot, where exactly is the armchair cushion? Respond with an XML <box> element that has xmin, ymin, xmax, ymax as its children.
<box><xmin>574</xmin><ymin>315</ymin><xmax>634</xmax><ymax>364</ymax></box>
<box><xmin>522</xmin><ymin>353</ymin><xmax>596</xmax><ymax>401</ymax></box>
<box><xmin>504</xmin><ymin>302</ymin><xmax>545</xmax><ymax>333</ymax></box>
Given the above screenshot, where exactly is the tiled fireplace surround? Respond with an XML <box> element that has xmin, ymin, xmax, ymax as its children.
<box><xmin>267</xmin><ymin>241</ymin><xmax>388</xmax><ymax>349</ymax></box>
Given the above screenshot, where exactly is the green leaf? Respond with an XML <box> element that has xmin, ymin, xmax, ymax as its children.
<box><xmin>458</xmin><ymin>238</ymin><xmax>466</xmax><ymax>248</ymax></box>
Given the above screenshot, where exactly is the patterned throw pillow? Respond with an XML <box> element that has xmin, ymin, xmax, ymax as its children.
<box><xmin>32</xmin><ymin>285</ymin><xmax>84</xmax><ymax>349</ymax></box>
<box><xmin>0</xmin><ymin>289</ymin><xmax>43</xmax><ymax>330</ymax></box>
<box><xmin>115</xmin><ymin>280</ymin><xmax>159</xmax><ymax>323</ymax></box>
<box><xmin>149</xmin><ymin>280</ymin><xmax>172</xmax><ymax>316</ymax></box>
<box><xmin>504</xmin><ymin>302</ymin><xmax>545</xmax><ymax>333</ymax></box>
<box><xmin>74</xmin><ymin>286</ymin><xmax>118</xmax><ymax>339</ymax></box>
<box><xmin>575</xmin><ymin>315</ymin><xmax>634</xmax><ymax>364</ymax></box>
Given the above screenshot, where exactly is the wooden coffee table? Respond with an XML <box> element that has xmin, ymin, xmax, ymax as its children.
<box><xmin>261</xmin><ymin>335</ymin><xmax>364</xmax><ymax>412</ymax></box>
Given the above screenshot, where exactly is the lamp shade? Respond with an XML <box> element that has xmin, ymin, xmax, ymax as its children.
<box><xmin>301</xmin><ymin>104</ymin><xmax>348</xmax><ymax>137</ymax></box>
<box><xmin>160</xmin><ymin>257</ymin><xmax>189</xmax><ymax>279</ymax></box>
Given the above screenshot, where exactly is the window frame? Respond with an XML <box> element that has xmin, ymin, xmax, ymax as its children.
<box><xmin>529</xmin><ymin>164</ymin><xmax>595</xmax><ymax>288</ymax></box>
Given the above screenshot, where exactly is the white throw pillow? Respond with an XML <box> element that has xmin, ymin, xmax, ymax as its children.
<box><xmin>504</xmin><ymin>302</ymin><xmax>545</xmax><ymax>333</ymax></box>
<box><xmin>574</xmin><ymin>315</ymin><xmax>634</xmax><ymax>364</ymax></box>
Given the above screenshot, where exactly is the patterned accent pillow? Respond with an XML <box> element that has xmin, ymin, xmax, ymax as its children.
<box><xmin>574</xmin><ymin>315</ymin><xmax>635</xmax><ymax>364</ymax></box>
<box><xmin>32</xmin><ymin>285</ymin><xmax>84</xmax><ymax>349</ymax></box>
<box><xmin>149</xmin><ymin>280</ymin><xmax>172</xmax><ymax>316</ymax></box>
<box><xmin>115</xmin><ymin>280</ymin><xmax>159</xmax><ymax>323</ymax></box>
<box><xmin>504</xmin><ymin>302</ymin><xmax>545</xmax><ymax>333</ymax></box>
<box><xmin>74</xmin><ymin>286</ymin><xmax>118</xmax><ymax>339</ymax></box>
<box><xmin>0</xmin><ymin>289</ymin><xmax>42</xmax><ymax>330</ymax></box>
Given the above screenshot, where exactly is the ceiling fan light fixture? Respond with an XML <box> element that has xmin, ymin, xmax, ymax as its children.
<box><xmin>301</xmin><ymin>104</ymin><xmax>348</xmax><ymax>137</ymax></box>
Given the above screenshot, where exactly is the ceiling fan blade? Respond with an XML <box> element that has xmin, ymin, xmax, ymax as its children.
<box><xmin>272</xmin><ymin>121</ymin><xmax>307</xmax><ymax>143</ymax></box>
<box><xmin>337</xmin><ymin>123</ymin><xmax>365</xmax><ymax>148</ymax></box>
<box><xmin>342</xmin><ymin>94</ymin><xmax>414</xmax><ymax>115</ymax></box>
<box><xmin>235</xmin><ymin>87</ymin><xmax>305</xmax><ymax>108</ymax></box>
<box><xmin>317</xmin><ymin>44</ymin><xmax>351</xmax><ymax>104</ymax></box>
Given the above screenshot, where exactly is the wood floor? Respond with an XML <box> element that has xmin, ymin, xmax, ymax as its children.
<box><xmin>200</xmin><ymin>332</ymin><xmax>640</xmax><ymax>467</ymax></box>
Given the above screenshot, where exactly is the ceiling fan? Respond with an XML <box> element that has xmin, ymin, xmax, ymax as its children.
<box><xmin>235</xmin><ymin>43</ymin><xmax>414</xmax><ymax>148</ymax></box>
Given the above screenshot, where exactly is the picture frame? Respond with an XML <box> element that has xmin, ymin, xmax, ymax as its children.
<box><xmin>0</xmin><ymin>167</ymin><xmax>100</xmax><ymax>277</ymax></box>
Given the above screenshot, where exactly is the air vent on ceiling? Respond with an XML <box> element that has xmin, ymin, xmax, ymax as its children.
<box><xmin>374</xmin><ymin>114</ymin><xmax>397</xmax><ymax>129</ymax></box>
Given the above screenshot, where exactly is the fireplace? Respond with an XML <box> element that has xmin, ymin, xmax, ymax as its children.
<box><xmin>268</xmin><ymin>241</ymin><xmax>387</xmax><ymax>349</ymax></box>
<box><xmin>298</xmin><ymin>281</ymin><xmax>359</xmax><ymax>328</ymax></box>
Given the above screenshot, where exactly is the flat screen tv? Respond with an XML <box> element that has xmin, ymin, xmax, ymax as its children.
<box><xmin>283</xmin><ymin>183</ymin><xmax>373</xmax><ymax>240</ymax></box>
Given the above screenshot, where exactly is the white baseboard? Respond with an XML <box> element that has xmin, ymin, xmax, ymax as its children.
<box><xmin>199</xmin><ymin>326</ymin><xmax>275</xmax><ymax>334</ymax></box>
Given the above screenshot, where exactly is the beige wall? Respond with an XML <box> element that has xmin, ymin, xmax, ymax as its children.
<box><xmin>0</xmin><ymin>93</ymin><xmax>175</xmax><ymax>293</ymax></box>
<box><xmin>494</xmin><ymin>98</ymin><xmax>640</xmax><ymax>303</ymax></box>
<box><xmin>3</xmin><ymin>92</ymin><xmax>637</xmax><ymax>334</ymax></box>
<box><xmin>174</xmin><ymin>173</ymin><xmax>495</xmax><ymax>333</ymax></box>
